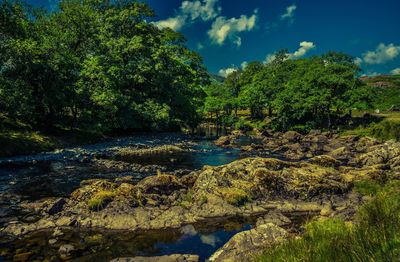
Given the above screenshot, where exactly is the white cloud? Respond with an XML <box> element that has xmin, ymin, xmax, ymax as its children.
<box><xmin>241</xmin><ymin>61</ymin><xmax>248</xmax><ymax>70</ymax></box>
<box><xmin>208</xmin><ymin>10</ymin><xmax>258</xmax><ymax>46</ymax></box>
<box><xmin>218</xmin><ymin>67</ymin><xmax>238</xmax><ymax>77</ymax></box>
<box><xmin>200</xmin><ymin>234</ymin><xmax>219</xmax><ymax>247</ymax></box>
<box><xmin>154</xmin><ymin>16</ymin><xmax>186</xmax><ymax>31</ymax></box>
<box><xmin>264</xmin><ymin>41</ymin><xmax>315</xmax><ymax>64</ymax></box>
<box><xmin>362</xmin><ymin>43</ymin><xmax>400</xmax><ymax>64</ymax></box>
<box><xmin>181</xmin><ymin>0</ymin><xmax>221</xmax><ymax>21</ymax></box>
<box><xmin>154</xmin><ymin>0</ymin><xmax>221</xmax><ymax>31</ymax></box>
<box><xmin>281</xmin><ymin>4</ymin><xmax>297</xmax><ymax>20</ymax></box>
<box><xmin>354</xmin><ymin>57</ymin><xmax>363</xmax><ymax>66</ymax></box>
<box><xmin>265</xmin><ymin>54</ymin><xmax>276</xmax><ymax>64</ymax></box>
<box><xmin>289</xmin><ymin>41</ymin><xmax>316</xmax><ymax>59</ymax></box>
<box><xmin>391</xmin><ymin>68</ymin><xmax>400</xmax><ymax>75</ymax></box>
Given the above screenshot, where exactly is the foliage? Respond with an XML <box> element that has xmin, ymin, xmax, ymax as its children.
<box><xmin>217</xmin><ymin>187</ymin><xmax>251</xmax><ymax>206</ymax></box>
<box><xmin>254</xmin><ymin>180</ymin><xmax>400</xmax><ymax>262</ymax></box>
<box><xmin>204</xmin><ymin>51</ymin><xmax>367</xmax><ymax>132</ymax></box>
<box><xmin>0</xmin><ymin>0</ymin><xmax>208</xmax><ymax>133</ymax></box>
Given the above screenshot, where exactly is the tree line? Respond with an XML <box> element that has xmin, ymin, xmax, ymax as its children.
<box><xmin>204</xmin><ymin>51</ymin><xmax>372</xmax><ymax>132</ymax></box>
<box><xmin>0</xmin><ymin>0</ymin><xmax>209</xmax><ymax>133</ymax></box>
<box><xmin>1</xmin><ymin>0</ymin><xmax>373</xmax><ymax>135</ymax></box>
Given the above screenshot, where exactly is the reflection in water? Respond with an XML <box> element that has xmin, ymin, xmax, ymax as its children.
<box><xmin>1</xmin><ymin>218</ymin><xmax>254</xmax><ymax>262</ymax></box>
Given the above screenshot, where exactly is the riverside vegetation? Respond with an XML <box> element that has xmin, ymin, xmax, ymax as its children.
<box><xmin>1</xmin><ymin>1</ymin><xmax>400</xmax><ymax>262</ymax></box>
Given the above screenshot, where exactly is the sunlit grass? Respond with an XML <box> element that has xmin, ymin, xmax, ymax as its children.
<box><xmin>253</xmin><ymin>180</ymin><xmax>400</xmax><ymax>262</ymax></box>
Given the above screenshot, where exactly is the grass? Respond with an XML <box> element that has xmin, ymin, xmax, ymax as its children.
<box><xmin>87</xmin><ymin>190</ymin><xmax>116</xmax><ymax>211</ymax></box>
<box><xmin>217</xmin><ymin>187</ymin><xmax>252</xmax><ymax>206</ymax></box>
<box><xmin>0</xmin><ymin>114</ymin><xmax>104</xmax><ymax>157</ymax></box>
<box><xmin>253</xmin><ymin>180</ymin><xmax>400</xmax><ymax>262</ymax></box>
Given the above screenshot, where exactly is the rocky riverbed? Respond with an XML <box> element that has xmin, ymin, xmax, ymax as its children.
<box><xmin>1</xmin><ymin>131</ymin><xmax>400</xmax><ymax>261</ymax></box>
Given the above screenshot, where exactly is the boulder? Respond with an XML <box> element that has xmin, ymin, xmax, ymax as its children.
<box><xmin>208</xmin><ymin>223</ymin><xmax>288</xmax><ymax>261</ymax></box>
<box><xmin>110</xmin><ymin>254</ymin><xmax>199</xmax><ymax>262</ymax></box>
<box><xmin>214</xmin><ymin>136</ymin><xmax>231</xmax><ymax>146</ymax></box>
<box><xmin>136</xmin><ymin>174</ymin><xmax>184</xmax><ymax>195</ymax></box>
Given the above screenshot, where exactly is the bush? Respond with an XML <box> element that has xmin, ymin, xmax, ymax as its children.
<box><xmin>370</xmin><ymin>120</ymin><xmax>400</xmax><ymax>141</ymax></box>
<box><xmin>254</xmin><ymin>180</ymin><xmax>400</xmax><ymax>262</ymax></box>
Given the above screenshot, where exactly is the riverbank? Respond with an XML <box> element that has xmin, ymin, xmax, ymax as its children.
<box><xmin>1</xmin><ymin>130</ymin><xmax>399</xmax><ymax>261</ymax></box>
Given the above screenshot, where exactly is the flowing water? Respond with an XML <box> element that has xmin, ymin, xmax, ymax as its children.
<box><xmin>0</xmin><ymin>133</ymin><xmax>288</xmax><ymax>261</ymax></box>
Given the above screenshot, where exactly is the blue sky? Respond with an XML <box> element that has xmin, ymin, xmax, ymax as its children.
<box><xmin>27</xmin><ymin>0</ymin><xmax>400</xmax><ymax>76</ymax></box>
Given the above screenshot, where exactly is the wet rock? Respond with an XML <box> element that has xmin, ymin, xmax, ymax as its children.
<box><xmin>256</xmin><ymin>210</ymin><xmax>291</xmax><ymax>227</ymax></box>
<box><xmin>47</xmin><ymin>198</ymin><xmax>67</xmax><ymax>215</ymax></box>
<box><xmin>13</xmin><ymin>251</ymin><xmax>32</xmax><ymax>262</ymax></box>
<box><xmin>110</xmin><ymin>254</ymin><xmax>199</xmax><ymax>262</ymax></box>
<box><xmin>214</xmin><ymin>136</ymin><xmax>231</xmax><ymax>146</ymax></box>
<box><xmin>208</xmin><ymin>223</ymin><xmax>288</xmax><ymax>261</ymax></box>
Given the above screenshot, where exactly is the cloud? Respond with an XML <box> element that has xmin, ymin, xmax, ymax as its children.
<box><xmin>391</xmin><ymin>68</ymin><xmax>400</xmax><ymax>75</ymax></box>
<box><xmin>289</xmin><ymin>41</ymin><xmax>316</xmax><ymax>59</ymax></box>
<box><xmin>265</xmin><ymin>54</ymin><xmax>276</xmax><ymax>64</ymax></box>
<box><xmin>200</xmin><ymin>234</ymin><xmax>219</xmax><ymax>247</ymax></box>
<box><xmin>154</xmin><ymin>0</ymin><xmax>221</xmax><ymax>30</ymax></box>
<box><xmin>154</xmin><ymin>16</ymin><xmax>186</xmax><ymax>31</ymax></box>
<box><xmin>354</xmin><ymin>57</ymin><xmax>363</xmax><ymax>66</ymax></box>
<box><xmin>362</xmin><ymin>43</ymin><xmax>400</xmax><ymax>64</ymax></box>
<box><xmin>208</xmin><ymin>10</ymin><xmax>258</xmax><ymax>46</ymax></box>
<box><xmin>281</xmin><ymin>4</ymin><xmax>297</xmax><ymax>20</ymax></box>
<box><xmin>181</xmin><ymin>0</ymin><xmax>221</xmax><ymax>21</ymax></box>
<box><xmin>218</xmin><ymin>67</ymin><xmax>238</xmax><ymax>77</ymax></box>
<box><xmin>264</xmin><ymin>41</ymin><xmax>316</xmax><ymax>64</ymax></box>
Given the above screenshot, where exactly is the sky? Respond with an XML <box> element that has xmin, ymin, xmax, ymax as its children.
<box><xmin>27</xmin><ymin>0</ymin><xmax>400</xmax><ymax>76</ymax></box>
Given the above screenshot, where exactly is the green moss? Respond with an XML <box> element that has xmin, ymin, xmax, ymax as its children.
<box><xmin>88</xmin><ymin>190</ymin><xmax>116</xmax><ymax>211</ymax></box>
<box><xmin>254</xmin><ymin>180</ymin><xmax>400</xmax><ymax>262</ymax></box>
<box><xmin>217</xmin><ymin>187</ymin><xmax>251</xmax><ymax>206</ymax></box>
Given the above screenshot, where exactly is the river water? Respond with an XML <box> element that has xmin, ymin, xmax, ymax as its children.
<box><xmin>0</xmin><ymin>133</ymin><xmax>275</xmax><ymax>261</ymax></box>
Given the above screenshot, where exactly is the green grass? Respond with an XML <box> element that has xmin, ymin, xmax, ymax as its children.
<box><xmin>254</xmin><ymin>180</ymin><xmax>400</xmax><ymax>262</ymax></box>
<box><xmin>342</xmin><ymin>118</ymin><xmax>400</xmax><ymax>141</ymax></box>
<box><xmin>87</xmin><ymin>190</ymin><xmax>116</xmax><ymax>211</ymax></box>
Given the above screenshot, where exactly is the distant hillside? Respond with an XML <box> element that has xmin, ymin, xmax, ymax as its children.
<box><xmin>360</xmin><ymin>75</ymin><xmax>400</xmax><ymax>111</ymax></box>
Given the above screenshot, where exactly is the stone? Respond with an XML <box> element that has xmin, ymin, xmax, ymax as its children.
<box><xmin>208</xmin><ymin>223</ymin><xmax>288</xmax><ymax>261</ymax></box>
<box><xmin>214</xmin><ymin>136</ymin><xmax>231</xmax><ymax>146</ymax></box>
<box><xmin>110</xmin><ymin>254</ymin><xmax>199</xmax><ymax>262</ymax></box>
<box><xmin>58</xmin><ymin>244</ymin><xmax>75</xmax><ymax>260</ymax></box>
<box><xmin>47</xmin><ymin>198</ymin><xmax>67</xmax><ymax>215</ymax></box>
<box><xmin>13</xmin><ymin>252</ymin><xmax>32</xmax><ymax>262</ymax></box>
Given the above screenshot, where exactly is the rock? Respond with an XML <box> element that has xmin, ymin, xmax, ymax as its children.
<box><xmin>328</xmin><ymin>146</ymin><xmax>353</xmax><ymax>162</ymax></box>
<box><xmin>256</xmin><ymin>210</ymin><xmax>291</xmax><ymax>227</ymax></box>
<box><xmin>214</xmin><ymin>136</ymin><xmax>231</xmax><ymax>146</ymax></box>
<box><xmin>136</xmin><ymin>174</ymin><xmax>184</xmax><ymax>195</ymax></box>
<box><xmin>208</xmin><ymin>223</ymin><xmax>288</xmax><ymax>261</ymax></box>
<box><xmin>310</xmin><ymin>155</ymin><xmax>341</xmax><ymax>168</ymax></box>
<box><xmin>47</xmin><ymin>198</ymin><xmax>67</xmax><ymax>215</ymax></box>
<box><xmin>110</xmin><ymin>254</ymin><xmax>199</xmax><ymax>262</ymax></box>
<box><xmin>58</xmin><ymin>244</ymin><xmax>75</xmax><ymax>260</ymax></box>
<box><xmin>282</xmin><ymin>131</ymin><xmax>301</xmax><ymax>142</ymax></box>
<box><xmin>13</xmin><ymin>252</ymin><xmax>32</xmax><ymax>262</ymax></box>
